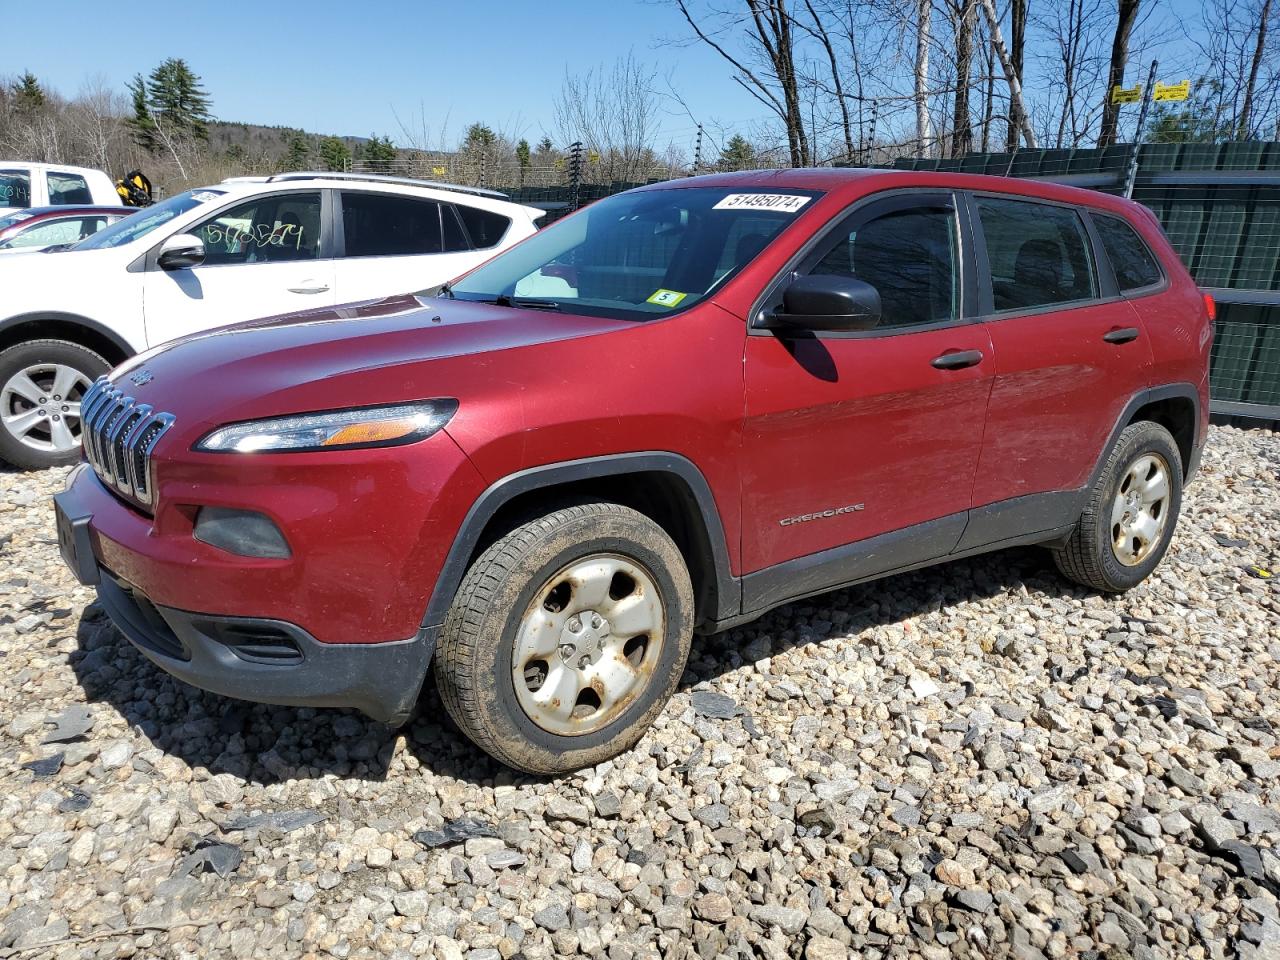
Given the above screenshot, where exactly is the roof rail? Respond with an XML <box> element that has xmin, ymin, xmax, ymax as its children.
<box><xmin>260</xmin><ymin>171</ymin><xmax>510</xmax><ymax>199</ymax></box>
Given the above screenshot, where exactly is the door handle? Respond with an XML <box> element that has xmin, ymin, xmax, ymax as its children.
<box><xmin>1103</xmin><ymin>326</ymin><xmax>1140</xmax><ymax>344</ymax></box>
<box><xmin>931</xmin><ymin>349</ymin><xmax>984</xmax><ymax>370</ymax></box>
<box><xmin>288</xmin><ymin>282</ymin><xmax>329</xmax><ymax>295</ymax></box>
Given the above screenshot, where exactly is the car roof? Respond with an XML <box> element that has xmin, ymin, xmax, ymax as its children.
<box><xmin>217</xmin><ymin>172</ymin><xmax>541</xmax><ymax>217</ymax></box>
<box><xmin>0</xmin><ymin>161</ymin><xmax>111</xmax><ymax>177</ymax></box>
<box><xmin>634</xmin><ymin>167</ymin><xmax>1150</xmax><ymax>218</ymax></box>
<box><xmin>5</xmin><ymin>204</ymin><xmax>132</xmax><ymax>218</ymax></box>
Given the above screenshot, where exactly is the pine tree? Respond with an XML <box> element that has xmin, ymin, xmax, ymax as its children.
<box><xmin>127</xmin><ymin>73</ymin><xmax>157</xmax><ymax>151</ymax></box>
<box><xmin>360</xmin><ymin>135</ymin><xmax>396</xmax><ymax>173</ymax></box>
<box><xmin>284</xmin><ymin>130</ymin><xmax>311</xmax><ymax>171</ymax></box>
<box><xmin>718</xmin><ymin>134</ymin><xmax>756</xmax><ymax>171</ymax></box>
<box><xmin>10</xmin><ymin>72</ymin><xmax>45</xmax><ymax>112</ymax></box>
<box><xmin>516</xmin><ymin>138</ymin><xmax>531</xmax><ymax>186</ymax></box>
<box><xmin>318</xmin><ymin>136</ymin><xmax>351</xmax><ymax>172</ymax></box>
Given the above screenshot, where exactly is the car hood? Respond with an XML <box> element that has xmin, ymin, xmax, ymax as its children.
<box><xmin>111</xmin><ymin>294</ymin><xmax>634</xmax><ymax>431</ymax></box>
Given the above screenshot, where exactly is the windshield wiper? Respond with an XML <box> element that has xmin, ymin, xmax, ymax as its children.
<box><xmin>488</xmin><ymin>294</ymin><xmax>562</xmax><ymax>311</ymax></box>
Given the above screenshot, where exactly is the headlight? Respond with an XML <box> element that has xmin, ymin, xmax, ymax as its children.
<box><xmin>195</xmin><ymin>400</ymin><xmax>458</xmax><ymax>453</ymax></box>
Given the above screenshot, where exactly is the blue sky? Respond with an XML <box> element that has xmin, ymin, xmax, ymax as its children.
<box><xmin>18</xmin><ymin>1</ymin><xmax>763</xmax><ymax>155</ymax></box>
<box><xmin>18</xmin><ymin>0</ymin><xmax>1202</xmax><ymax>157</ymax></box>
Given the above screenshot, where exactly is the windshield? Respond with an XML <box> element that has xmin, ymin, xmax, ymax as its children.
<box><xmin>444</xmin><ymin>187</ymin><xmax>822</xmax><ymax>320</ymax></box>
<box><xmin>74</xmin><ymin>188</ymin><xmax>228</xmax><ymax>250</ymax></box>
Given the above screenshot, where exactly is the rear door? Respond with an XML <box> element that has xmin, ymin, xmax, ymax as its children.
<box><xmin>333</xmin><ymin>191</ymin><xmax>479</xmax><ymax>302</ymax></box>
<box><xmin>142</xmin><ymin>190</ymin><xmax>336</xmax><ymax>344</ymax></box>
<box><xmin>741</xmin><ymin>191</ymin><xmax>994</xmax><ymax>598</ymax></box>
<box><xmin>962</xmin><ymin>192</ymin><xmax>1153</xmax><ymax>544</ymax></box>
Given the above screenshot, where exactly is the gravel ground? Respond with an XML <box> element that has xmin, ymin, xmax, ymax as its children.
<box><xmin>0</xmin><ymin>424</ymin><xmax>1277</xmax><ymax>960</ymax></box>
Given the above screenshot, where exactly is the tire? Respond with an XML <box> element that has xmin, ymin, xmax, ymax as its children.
<box><xmin>1053</xmin><ymin>421</ymin><xmax>1183</xmax><ymax>593</ymax></box>
<box><xmin>0</xmin><ymin>339</ymin><xmax>109</xmax><ymax>470</ymax></box>
<box><xmin>436</xmin><ymin>501</ymin><xmax>695</xmax><ymax>774</ymax></box>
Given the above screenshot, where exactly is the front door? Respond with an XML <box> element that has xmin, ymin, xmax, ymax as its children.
<box><xmin>143</xmin><ymin>190</ymin><xmax>335</xmax><ymax>346</ymax></box>
<box><xmin>741</xmin><ymin>191</ymin><xmax>993</xmax><ymax>607</ymax></box>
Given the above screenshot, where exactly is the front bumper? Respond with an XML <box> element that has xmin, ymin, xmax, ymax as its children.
<box><xmin>94</xmin><ymin>570</ymin><xmax>433</xmax><ymax>724</ymax></box>
<box><xmin>50</xmin><ymin>448</ymin><xmax>478</xmax><ymax>723</ymax></box>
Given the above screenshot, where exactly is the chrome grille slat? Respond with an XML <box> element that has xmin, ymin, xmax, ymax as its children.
<box><xmin>79</xmin><ymin>378</ymin><xmax>174</xmax><ymax>508</ymax></box>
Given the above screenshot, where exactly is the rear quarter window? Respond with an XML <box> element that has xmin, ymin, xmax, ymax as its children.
<box><xmin>1092</xmin><ymin>212</ymin><xmax>1164</xmax><ymax>292</ymax></box>
<box><xmin>456</xmin><ymin>204</ymin><xmax>511</xmax><ymax>249</ymax></box>
<box><xmin>0</xmin><ymin>170</ymin><xmax>31</xmax><ymax>208</ymax></box>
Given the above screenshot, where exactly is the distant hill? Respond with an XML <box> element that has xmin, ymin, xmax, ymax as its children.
<box><xmin>206</xmin><ymin>121</ymin><xmax>369</xmax><ymax>165</ymax></box>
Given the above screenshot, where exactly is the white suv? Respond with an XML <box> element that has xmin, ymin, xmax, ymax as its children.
<box><xmin>0</xmin><ymin>162</ymin><xmax>119</xmax><ymax>212</ymax></box>
<box><xmin>0</xmin><ymin>172</ymin><xmax>543</xmax><ymax>468</ymax></box>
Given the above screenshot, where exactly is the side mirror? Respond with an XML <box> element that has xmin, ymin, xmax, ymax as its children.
<box><xmin>157</xmin><ymin>233</ymin><xmax>205</xmax><ymax>270</ymax></box>
<box><xmin>769</xmin><ymin>274</ymin><xmax>881</xmax><ymax>332</ymax></box>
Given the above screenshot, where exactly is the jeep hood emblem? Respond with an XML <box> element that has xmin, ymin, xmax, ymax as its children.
<box><xmin>129</xmin><ymin>370</ymin><xmax>154</xmax><ymax>386</ymax></box>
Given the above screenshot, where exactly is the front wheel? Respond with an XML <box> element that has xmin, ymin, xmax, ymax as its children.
<box><xmin>1052</xmin><ymin>421</ymin><xmax>1183</xmax><ymax>592</ymax></box>
<box><xmin>0</xmin><ymin>339</ymin><xmax>109</xmax><ymax>470</ymax></box>
<box><xmin>435</xmin><ymin>501</ymin><xmax>694</xmax><ymax>774</ymax></box>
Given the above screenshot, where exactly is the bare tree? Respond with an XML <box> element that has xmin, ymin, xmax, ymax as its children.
<box><xmin>1097</xmin><ymin>0</ymin><xmax>1142</xmax><ymax>146</ymax></box>
<box><xmin>950</xmin><ymin>0</ymin><xmax>978</xmax><ymax>156</ymax></box>
<box><xmin>914</xmin><ymin>0</ymin><xmax>933</xmax><ymax>156</ymax></box>
<box><xmin>979</xmin><ymin>0</ymin><xmax>1038</xmax><ymax>148</ymax></box>
<box><xmin>553</xmin><ymin>54</ymin><xmax>663</xmax><ymax>181</ymax></box>
<box><xmin>1006</xmin><ymin>0</ymin><xmax>1028</xmax><ymax>149</ymax></box>
<box><xmin>674</xmin><ymin>1</ymin><xmax>811</xmax><ymax>165</ymax></box>
<box><xmin>1239</xmin><ymin>0</ymin><xmax>1275</xmax><ymax>137</ymax></box>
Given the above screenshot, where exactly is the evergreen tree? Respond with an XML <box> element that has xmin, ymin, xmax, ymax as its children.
<box><xmin>10</xmin><ymin>72</ymin><xmax>45</xmax><ymax>112</ymax></box>
<box><xmin>360</xmin><ymin>134</ymin><xmax>397</xmax><ymax>172</ymax></box>
<box><xmin>283</xmin><ymin>130</ymin><xmax>311</xmax><ymax>170</ymax></box>
<box><xmin>127</xmin><ymin>73</ymin><xmax>156</xmax><ymax>150</ymax></box>
<box><xmin>464</xmin><ymin>123</ymin><xmax>498</xmax><ymax>151</ymax></box>
<box><xmin>318</xmin><ymin>136</ymin><xmax>351</xmax><ymax>172</ymax></box>
<box><xmin>127</xmin><ymin>59</ymin><xmax>212</xmax><ymax>152</ymax></box>
<box><xmin>516</xmin><ymin>138</ymin><xmax>531</xmax><ymax>186</ymax></box>
<box><xmin>538</xmin><ymin>136</ymin><xmax>553</xmax><ymax>152</ymax></box>
<box><xmin>718</xmin><ymin>134</ymin><xmax>756</xmax><ymax>171</ymax></box>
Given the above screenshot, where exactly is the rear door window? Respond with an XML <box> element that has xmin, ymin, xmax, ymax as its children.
<box><xmin>341</xmin><ymin>192</ymin><xmax>444</xmax><ymax>257</ymax></box>
<box><xmin>456</xmin><ymin>204</ymin><xmax>511</xmax><ymax>249</ymax></box>
<box><xmin>47</xmin><ymin>172</ymin><xmax>92</xmax><ymax>205</ymax></box>
<box><xmin>0</xmin><ymin>170</ymin><xmax>31</xmax><ymax>208</ymax></box>
<box><xmin>976</xmin><ymin>196</ymin><xmax>1098</xmax><ymax>311</ymax></box>
<box><xmin>1093</xmin><ymin>213</ymin><xmax>1164</xmax><ymax>292</ymax></box>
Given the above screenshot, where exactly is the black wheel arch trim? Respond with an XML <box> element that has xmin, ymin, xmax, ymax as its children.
<box><xmin>1097</xmin><ymin>382</ymin><xmax>1202</xmax><ymax>487</ymax></box>
<box><xmin>421</xmin><ymin>451</ymin><xmax>740</xmax><ymax>630</ymax></box>
<box><xmin>0</xmin><ymin>311</ymin><xmax>136</xmax><ymax>362</ymax></box>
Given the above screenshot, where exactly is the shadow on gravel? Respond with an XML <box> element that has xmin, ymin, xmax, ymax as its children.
<box><xmin>69</xmin><ymin>544</ymin><xmax>1073</xmax><ymax>785</ymax></box>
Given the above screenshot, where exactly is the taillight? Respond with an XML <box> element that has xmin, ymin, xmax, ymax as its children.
<box><xmin>1203</xmin><ymin>291</ymin><xmax>1216</xmax><ymax>322</ymax></box>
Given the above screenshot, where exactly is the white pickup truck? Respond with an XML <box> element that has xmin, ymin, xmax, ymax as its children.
<box><xmin>0</xmin><ymin>162</ymin><xmax>118</xmax><ymax>213</ymax></box>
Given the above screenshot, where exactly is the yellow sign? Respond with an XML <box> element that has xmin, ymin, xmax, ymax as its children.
<box><xmin>1110</xmin><ymin>84</ymin><xmax>1143</xmax><ymax>104</ymax></box>
<box><xmin>1153</xmin><ymin>80</ymin><xmax>1191</xmax><ymax>102</ymax></box>
<box><xmin>647</xmin><ymin>289</ymin><xmax>688</xmax><ymax>308</ymax></box>
<box><xmin>432</xmin><ymin>166</ymin><xmax>446</xmax><ymax>176</ymax></box>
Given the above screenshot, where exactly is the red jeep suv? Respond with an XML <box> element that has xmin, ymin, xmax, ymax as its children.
<box><xmin>54</xmin><ymin>170</ymin><xmax>1211</xmax><ymax>774</ymax></box>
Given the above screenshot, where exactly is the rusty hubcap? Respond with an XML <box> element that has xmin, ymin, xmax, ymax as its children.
<box><xmin>512</xmin><ymin>554</ymin><xmax>664</xmax><ymax>736</ymax></box>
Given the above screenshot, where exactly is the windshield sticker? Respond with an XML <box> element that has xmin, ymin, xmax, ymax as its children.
<box><xmin>190</xmin><ymin>191</ymin><xmax>224</xmax><ymax>203</ymax></box>
<box><xmin>647</xmin><ymin>289</ymin><xmax>688</xmax><ymax>308</ymax></box>
<box><xmin>713</xmin><ymin>193</ymin><xmax>811</xmax><ymax>213</ymax></box>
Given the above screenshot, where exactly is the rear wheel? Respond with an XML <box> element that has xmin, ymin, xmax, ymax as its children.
<box><xmin>0</xmin><ymin>339</ymin><xmax>108</xmax><ymax>470</ymax></box>
<box><xmin>1053</xmin><ymin>421</ymin><xmax>1182</xmax><ymax>592</ymax></box>
<box><xmin>435</xmin><ymin>501</ymin><xmax>694</xmax><ymax>774</ymax></box>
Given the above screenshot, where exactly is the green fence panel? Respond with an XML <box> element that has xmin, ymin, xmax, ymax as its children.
<box><xmin>1222</xmin><ymin>142</ymin><xmax>1266</xmax><ymax>170</ymax></box>
<box><xmin>1210</xmin><ymin>304</ymin><xmax>1264</xmax><ymax>403</ymax></box>
<box><xmin>1234</xmin><ymin>198</ymin><xmax>1280</xmax><ymax>289</ymax></box>
<box><xmin>1247</xmin><ymin>312</ymin><xmax>1280</xmax><ymax>405</ymax></box>
<box><xmin>1195</xmin><ymin>188</ymin><xmax>1250</xmax><ymax>288</ymax></box>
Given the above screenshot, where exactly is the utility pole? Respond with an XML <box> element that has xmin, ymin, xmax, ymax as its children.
<box><xmin>693</xmin><ymin>124</ymin><xmax>704</xmax><ymax>175</ymax></box>
<box><xmin>568</xmin><ymin>141</ymin><xmax>584</xmax><ymax>212</ymax></box>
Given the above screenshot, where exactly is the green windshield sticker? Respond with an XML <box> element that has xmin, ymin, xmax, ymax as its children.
<box><xmin>647</xmin><ymin>289</ymin><xmax>688</xmax><ymax>308</ymax></box>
